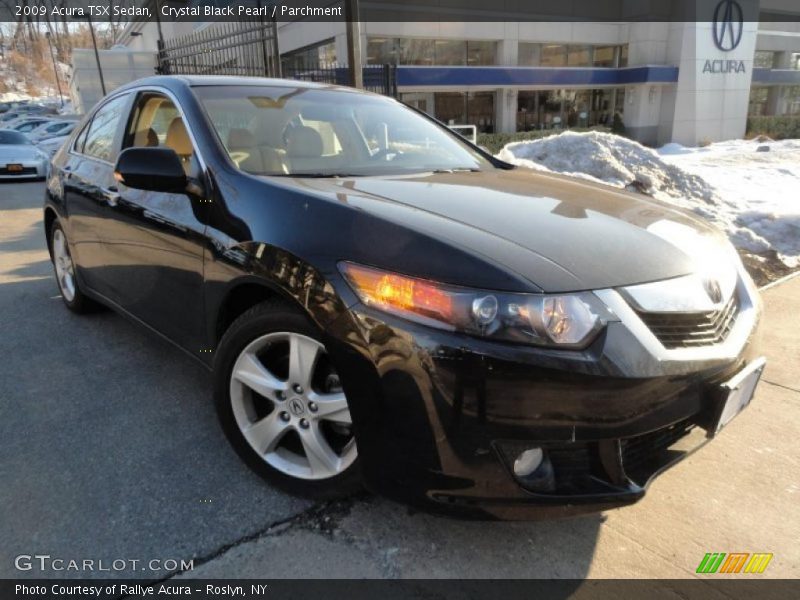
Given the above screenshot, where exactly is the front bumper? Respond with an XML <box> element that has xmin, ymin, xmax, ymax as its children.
<box><xmin>324</xmin><ymin>275</ymin><xmax>764</xmax><ymax>520</ymax></box>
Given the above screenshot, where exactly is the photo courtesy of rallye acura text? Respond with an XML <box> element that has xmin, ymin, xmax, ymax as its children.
<box><xmin>44</xmin><ymin>75</ymin><xmax>765</xmax><ymax>519</ymax></box>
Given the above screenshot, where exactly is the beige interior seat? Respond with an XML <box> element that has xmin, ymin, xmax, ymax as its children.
<box><xmin>228</xmin><ymin>127</ymin><xmax>288</xmax><ymax>175</ymax></box>
<box><xmin>165</xmin><ymin>118</ymin><xmax>193</xmax><ymax>172</ymax></box>
<box><xmin>285</xmin><ymin>126</ymin><xmax>324</xmax><ymax>173</ymax></box>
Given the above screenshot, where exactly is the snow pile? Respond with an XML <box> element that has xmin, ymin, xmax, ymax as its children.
<box><xmin>498</xmin><ymin>132</ymin><xmax>800</xmax><ymax>267</ymax></box>
<box><xmin>498</xmin><ymin>131</ymin><xmax>717</xmax><ymax>201</ymax></box>
<box><xmin>658</xmin><ymin>139</ymin><xmax>800</xmax><ymax>268</ymax></box>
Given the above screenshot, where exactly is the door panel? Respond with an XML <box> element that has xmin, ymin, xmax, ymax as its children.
<box><xmin>99</xmin><ymin>92</ymin><xmax>208</xmax><ymax>352</ymax></box>
<box><xmin>61</xmin><ymin>94</ymin><xmax>131</xmax><ymax>297</ymax></box>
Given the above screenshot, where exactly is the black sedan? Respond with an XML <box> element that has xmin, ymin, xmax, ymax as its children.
<box><xmin>44</xmin><ymin>76</ymin><xmax>764</xmax><ymax>519</ymax></box>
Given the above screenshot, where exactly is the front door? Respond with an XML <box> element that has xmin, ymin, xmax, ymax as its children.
<box><xmin>101</xmin><ymin>92</ymin><xmax>209</xmax><ymax>353</ymax></box>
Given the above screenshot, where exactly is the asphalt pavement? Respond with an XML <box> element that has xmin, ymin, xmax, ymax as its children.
<box><xmin>1</xmin><ymin>180</ymin><xmax>798</xmax><ymax>581</ymax></box>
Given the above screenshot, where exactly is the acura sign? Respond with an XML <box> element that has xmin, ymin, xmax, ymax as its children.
<box><xmin>703</xmin><ymin>0</ymin><xmax>746</xmax><ymax>74</ymax></box>
<box><xmin>712</xmin><ymin>0</ymin><xmax>744</xmax><ymax>52</ymax></box>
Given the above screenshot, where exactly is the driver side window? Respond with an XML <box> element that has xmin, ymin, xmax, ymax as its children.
<box><xmin>124</xmin><ymin>93</ymin><xmax>196</xmax><ymax>175</ymax></box>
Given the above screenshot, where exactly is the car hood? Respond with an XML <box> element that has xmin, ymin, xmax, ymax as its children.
<box><xmin>281</xmin><ymin>168</ymin><xmax>729</xmax><ymax>292</ymax></box>
<box><xmin>0</xmin><ymin>144</ymin><xmax>41</xmax><ymax>161</ymax></box>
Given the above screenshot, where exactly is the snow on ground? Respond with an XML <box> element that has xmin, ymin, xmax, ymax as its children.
<box><xmin>498</xmin><ymin>131</ymin><xmax>800</xmax><ymax>268</ymax></box>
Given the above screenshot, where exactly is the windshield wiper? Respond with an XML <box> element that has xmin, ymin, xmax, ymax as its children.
<box><xmin>430</xmin><ymin>168</ymin><xmax>481</xmax><ymax>173</ymax></box>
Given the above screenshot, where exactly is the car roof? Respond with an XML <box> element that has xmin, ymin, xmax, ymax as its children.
<box><xmin>116</xmin><ymin>74</ymin><xmax>377</xmax><ymax>96</ymax></box>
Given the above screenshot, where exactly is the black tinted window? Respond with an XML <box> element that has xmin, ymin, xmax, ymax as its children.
<box><xmin>83</xmin><ymin>95</ymin><xmax>129</xmax><ymax>162</ymax></box>
<box><xmin>0</xmin><ymin>130</ymin><xmax>31</xmax><ymax>145</ymax></box>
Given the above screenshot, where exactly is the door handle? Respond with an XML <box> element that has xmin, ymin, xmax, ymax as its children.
<box><xmin>101</xmin><ymin>186</ymin><xmax>120</xmax><ymax>207</ymax></box>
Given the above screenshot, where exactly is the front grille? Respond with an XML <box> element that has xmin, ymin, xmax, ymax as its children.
<box><xmin>0</xmin><ymin>166</ymin><xmax>37</xmax><ymax>175</ymax></box>
<box><xmin>637</xmin><ymin>294</ymin><xmax>739</xmax><ymax>349</ymax></box>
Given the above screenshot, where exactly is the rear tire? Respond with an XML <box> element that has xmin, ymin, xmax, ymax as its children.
<box><xmin>49</xmin><ymin>220</ymin><xmax>98</xmax><ymax>314</ymax></box>
<box><xmin>214</xmin><ymin>300</ymin><xmax>362</xmax><ymax>499</ymax></box>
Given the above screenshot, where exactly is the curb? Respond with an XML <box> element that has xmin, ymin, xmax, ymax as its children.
<box><xmin>759</xmin><ymin>270</ymin><xmax>800</xmax><ymax>292</ymax></box>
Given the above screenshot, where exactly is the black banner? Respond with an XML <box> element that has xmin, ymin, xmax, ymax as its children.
<box><xmin>2</xmin><ymin>0</ymin><xmax>799</xmax><ymax>23</ymax></box>
<box><xmin>4</xmin><ymin>579</ymin><xmax>800</xmax><ymax>600</ymax></box>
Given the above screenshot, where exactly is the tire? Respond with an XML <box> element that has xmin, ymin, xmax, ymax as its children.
<box><xmin>49</xmin><ymin>220</ymin><xmax>98</xmax><ymax>314</ymax></box>
<box><xmin>214</xmin><ymin>300</ymin><xmax>362</xmax><ymax>499</ymax></box>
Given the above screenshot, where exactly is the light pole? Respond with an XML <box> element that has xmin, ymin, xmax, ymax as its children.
<box><xmin>87</xmin><ymin>15</ymin><xmax>107</xmax><ymax>96</ymax></box>
<box><xmin>45</xmin><ymin>31</ymin><xmax>65</xmax><ymax>108</ymax></box>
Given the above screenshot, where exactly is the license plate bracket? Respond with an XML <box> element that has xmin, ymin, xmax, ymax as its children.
<box><xmin>6</xmin><ymin>164</ymin><xmax>23</xmax><ymax>172</ymax></box>
<box><xmin>707</xmin><ymin>357</ymin><xmax>766</xmax><ymax>437</ymax></box>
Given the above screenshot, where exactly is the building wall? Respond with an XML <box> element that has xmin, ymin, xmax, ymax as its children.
<box><xmin>118</xmin><ymin>13</ymin><xmax>800</xmax><ymax>146</ymax></box>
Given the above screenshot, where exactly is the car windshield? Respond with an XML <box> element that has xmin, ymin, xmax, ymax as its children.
<box><xmin>0</xmin><ymin>130</ymin><xmax>31</xmax><ymax>145</ymax></box>
<box><xmin>192</xmin><ymin>85</ymin><xmax>493</xmax><ymax>177</ymax></box>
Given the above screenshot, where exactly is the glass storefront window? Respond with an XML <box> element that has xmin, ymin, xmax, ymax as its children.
<box><xmin>786</xmin><ymin>86</ymin><xmax>800</xmax><ymax>115</ymax></box>
<box><xmin>518</xmin><ymin>88</ymin><xmax>623</xmax><ymax>131</ymax></box>
<box><xmin>281</xmin><ymin>40</ymin><xmax>336</xmax><ymax>71</ymax></box>
<box><xmin>754</xmin><ymin>51</ymin><xmax>776</xmax><ymax>69</ymax></box>
<box><xmin>748</xmin><ymin>87</ymin><xmax>769</xmax><ymax>116</ymax></box>
<box><xmin>792</xmin><ymin>53</ymin><xmax>800</xmax><ymax>70</ymax></box>
<box><xmin>399</xmin><ymin>38</ymin><xmax>435</xmax><ymax>65</ymax></box>
<box><xmin>367</xmin><ymin>37</ymin><xmax>496</xmax><ymax>66</ymax></box>
<box><xmin>567</xmin><ymin>45</ymin><xmax>592</xmax><ymax>67</ymax></box>
<box><xmin>367</xmin><ymin>37</ymin><xmax>399</xmax><ymax>65</ymax></box>
<box><xmin>467</xmin><ymin>41</ymin><xmax>496</xmax><ymax>65</ymax></box>
<box><xmin>433</xmin><ymin>92</ymin><xmax>495</xmax><ymax>133</ymax></box>
<box><xmin>540</xmin><ymin>44</ymin><xmax>567</xmax><ymax>67</ymax></box>
<box><xmin>593</xmin><ymin>46</ymin><xmax>616</xmax><ymax>67</ymax></box>
<box><xmin>434</xmin><ymin>39</ymin><xmax>467</xmax><ymax>65</ymax></box>
<box><xmin>518</xmin><ymin>43</ymin><xmax>539</xmax><ymax>66</ymax></box>
<box><xmin>619</xmin><ymin>45</ymin><xmax>628</xmax><ymax>67</ymax></box>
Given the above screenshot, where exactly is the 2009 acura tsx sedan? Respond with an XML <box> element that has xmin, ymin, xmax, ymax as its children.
<box><xmin>44</xmin><ymin>76</ymin><xmax>765</xmax><ymax>519</ymax></box>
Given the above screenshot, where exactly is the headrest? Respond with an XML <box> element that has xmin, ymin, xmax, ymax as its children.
<box><xmin>165</xmin><ymin>117</ymin><xmax>192</xmax><ymax>156</ymax></box>
<box><xmin>133</xmin><ymin>127</ymin><xmax>158</xmax><ymax>147</ymax></box>
<box><xmin>227</xmin><ymin>128</ymin><xmax>256</xmax><ymax>150</ymax></box>
<box><xmin>286</xmin><ymin>126</ymin><xmax>323</xmax><ymax>159</ymax></box>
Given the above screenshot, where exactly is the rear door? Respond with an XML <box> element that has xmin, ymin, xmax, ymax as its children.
<box><xmin>60</xmin><ymin>93</ymin><xmax>131</xmax><ymax>297</ymax></box>
<box><xmin>99</xmin><ymin>90</ymin><xmax>209</xmax><ymax>352</ymax></box>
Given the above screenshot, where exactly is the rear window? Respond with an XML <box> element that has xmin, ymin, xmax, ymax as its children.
<box><xmin>0</xmin><ymin>130</ymin><xmax>31</xmax><ymax>145</ymax></box>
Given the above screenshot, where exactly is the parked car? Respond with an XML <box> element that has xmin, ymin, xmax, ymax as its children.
<box><xmin>37</xmin><ymin>134</ymin><xmax>70</xmax><ymax>157</ymax></box>
<box><xmin>27</xmin><ymin>120</ymin><xmax>77</xmax><ymax>143</ymax></box>
<box><xmin>12</xmin><ymin>117</ymin><xmax>53</xmax><ymax>135</ymax></box>
<box><xmin>44</xmin><ymin>76</ymin><xmax>765</xmax><ymax>519</ymax></box>
<box><xmin>0</xmin><ymin>129</ymin><xmax>49</xmax><ymax>179</ymax></box>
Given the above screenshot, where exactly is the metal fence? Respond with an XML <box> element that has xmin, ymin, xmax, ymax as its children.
<box><xmin>158</xmin><ymin>25</ymin><xmax>398</xmax><ymax>98</ymax></box>
<box><xmin>282</xmin><ymin>62</ymin><xmax>398</xmax><ymax>97</ymax></box>
<box><xmin>158</xmin><ymin>20</ymin><xmax>281</xmax><ymax>78</ymax></box>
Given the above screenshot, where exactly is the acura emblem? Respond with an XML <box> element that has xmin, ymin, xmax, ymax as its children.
<box><xmin>712</xmin><ymin>0</ymin><xmax>744</xmax><ymax>52</ymax></box>
<box><xmin>289</xmin><ymin>398</ymin><xmax>305</xmax><ymax>416</ymax></box>
<box><xmin>704</xmin><ymin>278</ymin><xmax>723</xmax><ymax>304</ymax></box>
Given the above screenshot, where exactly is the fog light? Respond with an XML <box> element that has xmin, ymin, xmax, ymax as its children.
<box><xmin>513</xmin><ymin>447</ymin><xmax>544</xmax><ymax>477</ymax></box>
<box><xmin>511</xmin><ymin>446</ymin><xmax>556</xmax><ymax>493</ymax></box>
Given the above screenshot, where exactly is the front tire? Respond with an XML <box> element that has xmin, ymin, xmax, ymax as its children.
<box><xmin>214</xmin><ymin>300</ymin><xmax>361</xmax><ymax>499</ymax></box>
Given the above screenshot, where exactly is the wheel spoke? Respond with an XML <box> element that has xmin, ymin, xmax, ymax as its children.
<box><xmin>232</xmin><ymin>352</ymin><xmax>287</xmax><ymax>399</ymax></box>
<box><xmin>288</xmin><ymin>333</ymin><xmax>320</xmax><ymax>390</ymax></box>
<box><xmin>300</xmin><ymin>423</ymin><xmax>341</xmax><ymax>477</ymax></box>
<box><xmin>309</xmin><ymin>391</ymin><xmax>351</xmax><ymax>424</ymax></box>
<box><xmin>243</xmin><ymin>412</ymin><xmax>289</xmax><ymax>454</ymax></box>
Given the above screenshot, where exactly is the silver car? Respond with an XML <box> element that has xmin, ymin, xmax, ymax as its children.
<box><xmin>0</xmin><ymin>129</ymin><xmax>49</xmax><ymax>179</ymax></box>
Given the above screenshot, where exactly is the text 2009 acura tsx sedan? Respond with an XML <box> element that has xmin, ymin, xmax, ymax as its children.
<box><xmin>44</xmin><ymin>76</ymin><xmax>765</xmax><ymax>519</ymax></box>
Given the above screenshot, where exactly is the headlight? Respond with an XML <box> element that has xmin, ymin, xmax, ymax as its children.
<box><xmin>339</xmin><ymin>262</ymin><xmax>616</xmax><ymax>348</ymax></box>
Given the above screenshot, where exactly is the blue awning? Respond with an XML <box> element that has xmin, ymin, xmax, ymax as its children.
<box><xmin>752</xmin><ymin>68</ymin><xmax>800</xmax><ymax>85</ymax></box>
<box><xmin>396</xmin><ymin>65</ymin><xmax>679</xmax><ymax>87</ymax></box>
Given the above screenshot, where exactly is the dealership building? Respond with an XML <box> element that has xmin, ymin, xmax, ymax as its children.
<box><xmin>119</xmin><ymin>0</ymin><xmax>800</xmax><ymax>146</ymax></box>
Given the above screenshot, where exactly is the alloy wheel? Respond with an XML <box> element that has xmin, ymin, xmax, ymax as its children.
<box><xmin>52</xmin><ymin>228</ymin><xmax>76</xmax><ymax>302</ymax></box>
<box><xmin>229</xmin><ymin>332</ymin><xmax>357</xmax><ymax>480</ymax></box>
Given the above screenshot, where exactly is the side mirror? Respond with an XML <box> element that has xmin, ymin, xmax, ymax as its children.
<box><xmin>114</xmin><ymin>147</ymin><xmax>187</xmax><ymax>193</ymax></box>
